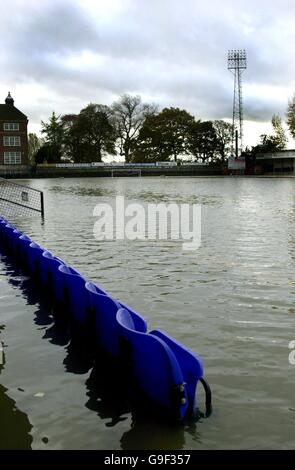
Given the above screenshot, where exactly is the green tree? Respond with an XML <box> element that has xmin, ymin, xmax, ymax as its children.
<box><xmin>61</xmin><ymin>105</ymin><xmax>116</xmax><ymax>162</ymax></box>
<box><xmin>60</xmin><ymin>114</ymin><xmax>79</xmax><ymax>162</ymax></box>
<box><xmin>286</xmin><ymin>94</ymin><xmax>295</xmax><ymax>139</ymax></box>
<box><xmin>133</xmin><ymin>107</ymin><xmax>195</xmax><ymax>163</ymax></box>
<box><xmin>213</xmin><ymin>120</ymin><xmax>233</xmax><ymax>162</ymax></box>
<box><xmin>111</xmin><ymin>94</ymin><xmax>157</xmax><ymax>162</ymax></box>
<box><xmin>252</xmin><ymin>114</ymin><xmax>287</xmax><ymax>154</ymax></box>
<box><xmin>189</xmin><ymin>120</ymin><xmax>217</xmax><ymax>163</ymax></box>
<box><xmin>41</xmin><ymin>112</ymin><xmax>64</xmax><ymax>148</ymax></box>
<box><xmin>41</xmin><ymin>112</ymin><xmax>64</xmax><ymax>162</ymax></box>
<box><xmin>132</xmin><ymin>113</ymin><xmax>171</xmax><ymax>162</ymax></box>
<box><xmin>271</xmin><ymin>114</ymin><xmax>287</xmax><ymax>150</ymax></box>
<box><xmin>35</xmin><ymin>143</ymin><xmax>62</xmax><ymax>164</ymax></box>
<box><xmin>251</xmin><ymin>135</ymin><xmax>276</xmax><ymax>154</ymax></box>
<box><xmin>76</xmin><ymin>104</ymin><xmax>116</xmax><ymax>162</ymax></box>
<box><xmin>28</xmin><ymin>133</ymin><xmax>44</xmax><ymax>164</ymax></box>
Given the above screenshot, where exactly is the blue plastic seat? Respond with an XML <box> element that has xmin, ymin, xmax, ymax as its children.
<box><xmin>116</xmin><ymin>308</ymin><xmax>189</xmax><ymax>419</ymax></box>
<box><xmin>0</xmin><ymin>218</ymin><xmax>8</xmax><ymax>242</ymax></box>
<box><xmin>18</xmin><ymin>234</ymin><xmax>32</xmax><ymax>267</ymax></box>
<box><xmin>10</xmin><ymin>229</ymin><xmax>23</xmax><ymax>257</ymax></box>
<box><xmin>4</xmin><ymin>222</ymin><xmax>15</xmax><ymax>232</ymax></box>
<box><xmin>119</xmin><ymin>301</ymin><xmax>148</xmax><ymax>334</ymax></box>
<box><xmin>86</xmin><ymin>282</ymin><xmax>147</xmax><ymax>357</ymax></box>
<box><xmin>40</xmin><ymin>250</ymin><xmax>65</xmax><ymax>291</ymax></box>
<box><xmin>85</xmin><ymin>280</ymin><xmax>108</xmax><ymax>297</ymax></box>
<box><xmin>57</xmin><ymin>264</ymin><xmax>89</xmax><ymax>325</ymax></box>
<box><xmin>150</xmin><ymin>330</ymin><xmax>204</xmax><ymax>415</ymax></box>
<box><xmin>2</xmin><ymin>223</ymin><xmax>16</xmax><ymax>250</ymax></box>
<box><xmin>27</xmin><ymin>242</ymin><xmax>46</xmax><ymax>277</ymax></box>
<box><xmin>86</xmin><ymin>281</ymin><xmax>121</xmax><ymax>356</ymax></box>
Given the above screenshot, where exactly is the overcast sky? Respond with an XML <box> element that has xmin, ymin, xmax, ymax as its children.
<box><xmin>0</xmin><ymin>0</ymin><xmax>294</xmax><ymax>148</ymax></box>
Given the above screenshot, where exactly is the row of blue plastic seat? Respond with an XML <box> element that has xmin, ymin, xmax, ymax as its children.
<box><xmin>0</xmin><ymin>215</ymin><xmax>210</xmax><ymax>420</ymax></box>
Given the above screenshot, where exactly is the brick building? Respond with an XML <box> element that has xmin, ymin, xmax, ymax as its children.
<box><xmin>0</xmin><ymin>92</ymin><xmax>28</xmax><ymax>168</ymax></box>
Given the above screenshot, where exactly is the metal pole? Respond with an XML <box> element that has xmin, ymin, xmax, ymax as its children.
<box><xmin>40</xmin><ymin>191</ymin><xmax>44</xmax><ymax>218</ymax></box>
<box><xmin>238</xmin><ymin>68</ymin><xmax>243</xmax><ymax>153</ymax></box>
<box><xmin>235</xmin><ymin>130</ymin><xmax>239</xmax><ymax>158</ymax></box>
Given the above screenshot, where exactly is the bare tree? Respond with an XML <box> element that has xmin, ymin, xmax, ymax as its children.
<box><xmin>28</xmin><ymin>133</ymin><xmax>44</xmax><ymax>164</ymax></box>
<box><xmin>111</xmin><ymin>94</ymin><xmax>157</xmax><ymax>162</ymax></box>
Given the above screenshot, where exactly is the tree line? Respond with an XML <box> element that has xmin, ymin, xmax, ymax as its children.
<box><xmin>28</xmin><ymin>93</ymin><xmax>295</xmax><ymax>164</ymax></box>
<box><xmin>30</xmin><ymin>94</ymin><xmax>233</xmax><ymax>164</ymax></box>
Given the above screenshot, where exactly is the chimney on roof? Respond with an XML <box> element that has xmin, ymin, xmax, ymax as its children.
<box><xmin>5</xmin><ymin>92</ymin><xmax>14</xmax><ymax>106</ymax></box>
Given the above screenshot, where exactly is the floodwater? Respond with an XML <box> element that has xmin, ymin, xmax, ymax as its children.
<box><xmin>0</xmin><ymin>176</ymin><xmax>294</xmax><ymax>450</ymax></box>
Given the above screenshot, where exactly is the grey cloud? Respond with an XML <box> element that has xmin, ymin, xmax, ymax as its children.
<box><xmin>0</xmin><ymin>0</ymin><xmax>294</xmax><ymax>140</ymax></box>
<box><xmin>3</xmin><ymin>1</ymin><xmax>98</xmax><ymax>55</ymax></box>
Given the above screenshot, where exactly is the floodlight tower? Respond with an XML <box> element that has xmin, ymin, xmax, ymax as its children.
<box><xmin>228</xmin><ymin>49</ymin><xmax>247</xmax><ymax>156</ymax></box>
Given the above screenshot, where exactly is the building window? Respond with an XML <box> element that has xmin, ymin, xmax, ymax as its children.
<box><xmin>4</xmin><ymin>123</ymin><xmax>19</xmax><ymax>131</ymax></box>
<box><xmin>3</xmin><ymin>136</ymin><xmax>21</xmax><ymax>146</ymax></box>
<box><xmin>4</xmin><ymin>152</ymin><xmax>22</xmax><ymax>165</ymax></box>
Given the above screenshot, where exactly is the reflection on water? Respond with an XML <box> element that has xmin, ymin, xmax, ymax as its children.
<box><xmin>0</xmin><ymin>176</ymin><xmax>295</xmax><ymax>449</ymax></box>
<box><xmin>120</xmin><ymin>418</ymin><xmax>201</xmax><ymax>451</ymax></box>
<box><xmin>0</xmin><ymin>383</ymin><xmax>33</xmax><ymax>450</ymax></box>
<box><xmin>48</xmin><ymin>182</ymin><xmax>223</xmax><ymax>206</ymax></box>
<box><xmin>49</xmin><ymin>185</ymin><xmax>117</xmax><ymax>198</ymax></box>
<box><xmin>125</xmin><ymin>190</ymin><xmax>223</xmax><ymax>206</ymax></box>
<box><xmin>85</xmin><ymin>363</ymin><xmax>130</xmax><ymax>428</ymax></box>
<box><xmin>85</xmin><ymin>363</ymin><xmax>195</xmax><ymax>450</ymax></box>
<box><xmin>0</xmin><ymin>329</ymin><xmax>33</xmax><ymax>450</ymax></box>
